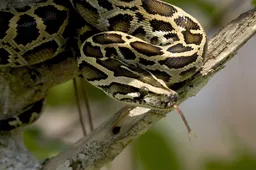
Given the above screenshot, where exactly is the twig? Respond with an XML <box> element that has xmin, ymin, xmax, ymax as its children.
<box><xmin>73</xmin><ymin>78</ymin><xmax>87</xmax><ymax>136</ymax></box>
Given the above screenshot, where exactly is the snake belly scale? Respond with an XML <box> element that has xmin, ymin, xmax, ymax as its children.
<box><xmin>0</xmin><ymin>0</ymin><xmax>207</xmax><ymax>130</ymax></box>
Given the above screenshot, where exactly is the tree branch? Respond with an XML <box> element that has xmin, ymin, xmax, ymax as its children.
<box><xmin>42</xmin><ymin>7</ymin><xmax>256</xmax><ymax>170</ymax></box>
<box><xmin>0</xmin><ymin>1</ymin><xmax>255</xmax><ymax>169</ymax></box>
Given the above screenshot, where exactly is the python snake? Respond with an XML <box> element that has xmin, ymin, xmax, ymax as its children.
<box><xmin>0</xmin><ymin>0</ymin><xmax>207</xmax><ymax>130</ymax></box>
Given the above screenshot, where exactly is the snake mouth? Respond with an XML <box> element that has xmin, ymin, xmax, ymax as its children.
<box><xmin>117</xmin><ymin>90</ymin><xmax>178</xmax><ymax>110</ymax></box>
<box><xmin>141</xmin><ymin>91</ymin><xmax>178</xmax><ymax>110</ymax></box>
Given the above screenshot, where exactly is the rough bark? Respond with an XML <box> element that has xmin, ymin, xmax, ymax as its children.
<box><xmin>0</xmin><ymin>0</ymin><xmax>255</xmax><ymax>169</ymax></box>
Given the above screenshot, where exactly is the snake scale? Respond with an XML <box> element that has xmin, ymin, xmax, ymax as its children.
<box><xmin>0</xmin><ymin>0</ymin><xmax>207</xmax><ymax>130</ymax></box>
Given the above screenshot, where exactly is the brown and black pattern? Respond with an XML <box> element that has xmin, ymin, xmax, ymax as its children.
<box><xmin>150</xmin><ymin>36</ymin><xmax>159</xmax><ymax>45</ymax></box>
<box><xmin>79</xmin><ymin>61</ymin><xmax>108</xmax><ymax>81</ymax></box>
<box><xmin>115</xmin><ymin>5</ymin><xmax>138</xmax><ymax>11</ymax></box>
<box><xmin>150</xmin><ymin>19</ymin><xmax>174</xmax><ymax>32</ymax></box>
<box><xmin>78</xmin><ymin>21</ymin><xmax>99</xmax><ymax>43</ymax></box>
<box><xmin>180</xmin><ymin>66</ymin><xmax>197</xmax><ymax>76</ymax></box>
<box><xmin>97</xmin><ymin>0</ymin><xmax>113</xmax><ymax>10</ymax></box>
<box><xmin>14</xmin><ymin>14</ymin><xmax>40</xmax><ymax>45</ymax></box>
<box><xmin>96</xmin><ymin>58</ymin><xmax>140</xmax><ymax>78</ymax></box>
<box><xmin>101</xmin><ymin>82</ymin><xmax>140</xmax><ymax>97</ymax></box>
<box><xmin>22</xmin><ymin>40</ymin><xmax>59</xmax><ymax>64</ymax></box>
<box><xmin>119</xmin><ymin>47</ymin><xmax>137</xmax><ymax>60</ymax></box>
<box><xmin>174</xmin><ymin>16</ymin><xmax>200</xmax><ymax>30</ymax></box>
<box><xmin>73</xmin><ymin>0</ymin><xmax>100</xmax><ymax>26</ymax></box>
<box><xmin>0</xmin><ymin>48</ymin><xmax>10</xmax><ymax>65</ymax></box>
<box><xmin>0</xmin><ymin>11</ymin><xmax>14</xmax><ymax>39</ymax></box>
<box><xmin>135</xmin><ymin>12</ymin><xmax>145</xmax><ymax>22</ymax></box>
<box><xmin>53</xmin><ymin>0</ymin><xmax>72</xmax><ymax>8</ymax></box>
<box><xmin>148</xmin><ymin>69</ymin><xmax>171</xmax><ymax>83</ymax></box>
<box><xmin>167</xmin><ymin>43</ymin><xmax>193</xmax><ymax>53</ymax></box>
<box><xmin>158</xmin><ymin>53</ymin><xmax>198</xmax><ymax>69</ymax></box>
<box><xmin>15</xmin><ymin>5</ymin><xmax>32</xmax><ymax>12</ymax></box>
<box><xmin>0</xmin><ymin>0</ymin><xmax>70</xmax><ymax>67</ymax></box>
<box><xmin>131</xmin><ymin>26</ymin><xmax>146</xmax><ymax>39</ymax></box>
<box><xmin>34</xmin><ymin>5</ymin><xmax>68</xmax><ymax>35</ymax></box>
<box><xmin>0</xmin><ymin>99</ymin><xmax>44</xmax><ymax>131</ymax></box>
<box><xmin>93</xmin><ymin>33</ymin><xmax>125</xmax><ymax>44</ymax></box>
<box><xmin>131</xmin><ymin>41</ymin><xmax>163</xmax><ymax>56</ymax></box>
<box><xmin>82</xmin><ymin>42</ymin><xmax>103</xmax><ymax>58</ymax></box>
<box><xmin>142</xmin><ymin>0</ymin><xmax>177</xmax><ymax>17</ymax></box>
<box><xmin>174</xmin><ymin>16</ymin><xmax>204</xmax><ymax>45</ymax></box>
<box><xmin>164</xmin><ymin>33</ymin><xmax>179</xmax><ymax>42</ymax></box>
<box><xmin>108</xmin><ymin>14</ymin><xmax>133</xmax><ymax>32</ymax></box>
<box><xmin>119</xmin><ymin>0</ymin><xmax>136</xmax><ymax>2</ymax></box>
<box><xmin>105</xmin><ymin>47</ymin><xmax>118</xmax><ymax>58</ymax></box>
<box><xmin>182</xmin><ymin>30</ymin><xmax>203</xmax><ymax>45</ymax></box>
<box><xmin>139</xmin><ymin>58</ymin><xmax>155</xmax><ymax>66</ymax></box>
<box><xmin>95</xmin><ymin>58</ymin><xmax>167</xmax><ymax>89</ymax></box>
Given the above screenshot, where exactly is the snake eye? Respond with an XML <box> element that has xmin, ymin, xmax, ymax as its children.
<box><xmin>139</xmin><ymin>86</ymin><xmax>149</xmax><ymax>97</ymax></box>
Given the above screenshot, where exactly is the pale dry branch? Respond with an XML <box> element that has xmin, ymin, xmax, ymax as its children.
<box><xmin>0</xmin><ymin>1</ymin><xmax>255</xmax><ymax>170</ymax></box>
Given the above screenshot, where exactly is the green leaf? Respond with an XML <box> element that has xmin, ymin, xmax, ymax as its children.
<box><xmin>24</xmin><ymin>128</ymin><xmax>68</xmax><ymax>160</ymax></box>
<box><xmin>133</xmin><ymin>129</ymin><xmax>181</xmax><ymax>170</ymax></box>
<box><xmin>47</xmin><ymin>79</ymin><xmax>108</xmax><ymax>107</ymax></box>
<box><xmin>252</xmin><ymin>0</ymin><xmax>256</xmax><ymax>6</ymax></box>
<box><xmin>204</xmin><ymin>149</ymin><xmax>256</xmax><ymax>170</ymax></box>
<box><xmin>47</xmin><ymin>80</ymin><xmax>75</xmax><ymax>106</ymax></box>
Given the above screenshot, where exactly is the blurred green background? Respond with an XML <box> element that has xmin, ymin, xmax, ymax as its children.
<box><xmin>24</xmin><ymin>0</ymin><xmax>256</xmax><ymax>170</ymax></box>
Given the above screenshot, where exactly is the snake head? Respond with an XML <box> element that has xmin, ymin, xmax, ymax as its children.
<box><xmin>137</xmin><ymin>86</ymin><xmax>178</xmax><ymax>109</ymax></box>
<box><xmin>113</xmin><ymin>86</ymin><xmax>178</xmax><ymax>110</ymax></box>
<box><xmin>79</xmin><ymin>58</ymin><xmax>179</xmax><ymax>110</ymax></box>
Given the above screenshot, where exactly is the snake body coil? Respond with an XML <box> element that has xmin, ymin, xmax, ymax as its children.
<box><xmin>0</xmin><ymin>0</ymin><xmax>207</xmax><ymax>130</ymax></box>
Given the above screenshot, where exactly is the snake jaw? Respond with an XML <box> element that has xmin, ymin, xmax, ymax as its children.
<box><xmin>139</xmin><ymin>91</ymin><xmax>178</xmax><ymax>110</ymax></box>
<box><xmin>114</xmin><ymin>86</ymin><xmax>178</xmax><ymax>110</ymax></box>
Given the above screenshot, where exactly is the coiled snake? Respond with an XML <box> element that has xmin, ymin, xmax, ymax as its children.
<box><xmin>0</xmin><ymin>0</ymin><xmax>207</xmax><ymax>130</ymax></box>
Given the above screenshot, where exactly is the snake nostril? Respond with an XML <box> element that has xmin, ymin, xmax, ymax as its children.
<box><xmin>171</xmin><ymin>94</ymin><xmax>178</xmax><ymax>102</ymax></box>
<box><xmin>166</xmin><ymin>93</ymin><xmax>178</xmax><ymax>103</ymax></box>
<box><xmin>163</xmin><ymin>93</ymin><xmax>178</xmax><ymax>108</ymax></box>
